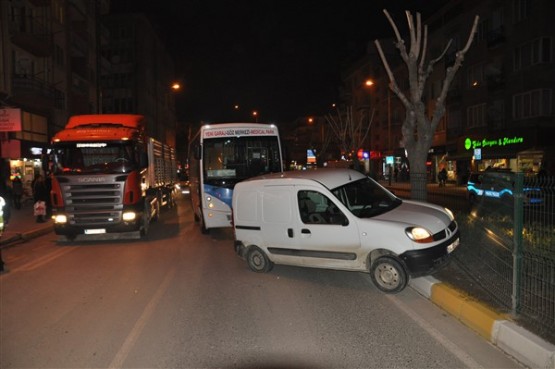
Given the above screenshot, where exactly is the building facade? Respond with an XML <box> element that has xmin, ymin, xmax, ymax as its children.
<box><xmin>344</xmin><ymin>0</ymin><xmax>555</xmax><ymax>182</ymax></box>
<box><xmin>0</xmin><ymin>0</ymin><xmax>178</xmax><ymax>197</ymax></box>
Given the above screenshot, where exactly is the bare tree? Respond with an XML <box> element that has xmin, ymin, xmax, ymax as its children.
<box><xmin>325</xmin><ymin>106</ymin><xmax>374</xmax><ymax>171</ymax></box>
<box><xmin>374</xmin><ymin>10</ymin><xmax>479</xmax><ymax>201</ymax></box>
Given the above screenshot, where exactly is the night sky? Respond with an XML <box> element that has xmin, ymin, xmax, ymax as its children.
<box><xmin>111</xmin><ymin>0</ymin><xmax>447</xmax><ymax>123</ymax></box>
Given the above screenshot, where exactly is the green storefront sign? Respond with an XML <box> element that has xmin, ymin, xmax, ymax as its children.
<box><xmin>465</xmin><ymin>136</ymin><xmax>524</xmax><ymax>151</ymax></box>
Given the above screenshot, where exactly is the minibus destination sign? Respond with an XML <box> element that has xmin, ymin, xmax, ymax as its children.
<box><xmin>203</xmin><ymin>128</ymin><xmax>277</xmax><ymax>138</ymax></box>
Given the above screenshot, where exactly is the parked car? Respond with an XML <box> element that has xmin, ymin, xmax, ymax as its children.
<box><xmin>467</xmin><ymin>169</ymin><xmax>543</xmax><ymax>206</ymax></box>
<box><xmin>177</xmin><ymin>173</ymin><xmax>190</xmax><ymax>195</ymax></box>
<box><xmin>232</xmin><ymin>168</ymin><xmax>460</xmax><ymax>293</ymax></box>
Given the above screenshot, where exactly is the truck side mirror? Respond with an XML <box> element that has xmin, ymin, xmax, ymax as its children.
<box><xmin>140</xmin><ymin>152</ymin><xmax>148</xmax><ymax>168</ymax></box>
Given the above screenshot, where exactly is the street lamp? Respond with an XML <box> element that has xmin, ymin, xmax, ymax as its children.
<box><xmin>171</xmin><ymin>82</ymin><xmax>181</xmax><ymax>91</ymax></box>
<box><xmin>252</xmin><ymin>110</ymin><xmax>258</xmax><ymax>122</ymax></box>
<box><xmin>365</xmin><ymin>79</ymin><xmax>391</xmax><ymax>152</ymax></box>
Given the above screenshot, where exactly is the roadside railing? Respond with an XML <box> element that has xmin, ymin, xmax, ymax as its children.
<box><xmin>382</xmin><ymin>173</ymin><xmax>555</xmax><ymax>343</ymax></box>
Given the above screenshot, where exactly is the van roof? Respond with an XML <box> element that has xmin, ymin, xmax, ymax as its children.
<box><xmin>245</xmin><ymin>168</ymin><xmax>367</xmax><ymax>190</ymax></box>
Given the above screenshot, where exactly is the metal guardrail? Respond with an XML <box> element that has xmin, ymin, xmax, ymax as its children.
<box><xmin>388</xmin><ymin>173</ymin><xmax>555</xmax><ymax>343</ymax></box>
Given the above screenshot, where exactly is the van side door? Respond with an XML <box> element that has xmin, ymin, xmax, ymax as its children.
<box><xmin>291</xmin><ymin>187</ymin><xmax>362</xmax><ymax>268</ymax></box>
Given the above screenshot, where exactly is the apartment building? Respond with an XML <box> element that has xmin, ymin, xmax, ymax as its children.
<box><xmin>344</xmin><ymin>0</ymin><xmax>555</xmax><ymax>181</ymax></box>
<box><xmin>101</xmin><ymin>13</ymin><xmax>177</xmax><ymax>149</ymax></box>
<box><xmin>0</xmin><ymin>0</ymin><xmax>178</xmax><ymax>194</ymax></box>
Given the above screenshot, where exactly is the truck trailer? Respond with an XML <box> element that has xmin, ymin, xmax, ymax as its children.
<box><xmin>49</xmin><ymin>114</ymin><xmax>177</xmax><ymax>240</ymax></box>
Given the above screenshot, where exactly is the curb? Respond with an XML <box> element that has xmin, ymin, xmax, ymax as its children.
<box><xmin>410</xmin><ymin>276</ymin><xmax>555</xmax><ymax>369</ymax></box>
<box><xmin>0</xmin><ymin>225</ymin><xmax>53</xmax><ymax>248</ymax></box>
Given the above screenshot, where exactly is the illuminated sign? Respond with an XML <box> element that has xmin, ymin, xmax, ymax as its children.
<box><xmin>0</xmin><ymin>108</ymin><xmax>22</xmax><ymax>132</ymax></box>
<box><xmin>307</xmin><ymin>149</ymin><xmax>316</xmax><ymax>164</ymax></box>
<box><xmin>77</xmin><ymin>143</ymin><xmax>108</xmax><ymax>148</ymax></box>
<box><xmin>465</xmin><ymin>136</ymin><xmax>524</xmax><ymax>150</ymax></box>
<box><xmin>203</xmin><ymin>128</ymin><xmax>277</xmax><ymax>138</ymax></box>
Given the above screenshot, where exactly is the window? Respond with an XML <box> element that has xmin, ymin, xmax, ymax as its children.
<box><xmin>514</xmin><ymin>38</ymin><xmax>552</xmax><ymax>70</ymax></box>
<box><xmin>513</xmin><ymin>89</ymin><xmax>553</xmax><ymax>119</ymax></box>
<box><xmin>466</xmin><ymin>104</ymin><xmax>487</xmax><ymax>128</ymax></box>
<box><xmin>514</xmin><ymin>0</ymin><xmax>531</xmax><ymax>23</ymax></box>
<box><xmin>298</xmin><ymin>190</ymin><xmax>345</xmax><ymax>225</ymax></box>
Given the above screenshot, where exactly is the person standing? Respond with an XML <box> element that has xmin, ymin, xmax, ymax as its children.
<box><xmin>438</xmin><ymin>167</ymin><xmax>447</xmax><ymax>187</ymax></box>
<box><xmin>0</xmin><ymin>180</ymin><xmax>12</xmax><ymax>225</ymax></box>
<box><xmin>12</xmin><ymin>176</ymin><xmax>23</xmax><ymax>209</ymax></box>
<box><xmin>33</xmin><ymin>174</ymin><xmax>49</xmax><ymax>223</ymax></box>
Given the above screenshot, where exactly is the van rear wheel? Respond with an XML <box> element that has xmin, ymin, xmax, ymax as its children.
<box><xmin>247</xmin><ymin>246</ymin><xmax>273</xmax><ymax>273</ymax></box>
<box><xmin>370</xmin><ymin>256</ymin><xmax>407</xmax><ymax>293</ymax></box>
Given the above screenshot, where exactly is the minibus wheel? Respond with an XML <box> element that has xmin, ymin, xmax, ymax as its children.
<box><xmin>370</xmin><ymin>256</ymin><xmax>407</xmax><ymax>293</ymax></box>
<box><xmin>247</xmin><ymin>246</ymin><xmax>273</xmax><ymax>273</ymax></box>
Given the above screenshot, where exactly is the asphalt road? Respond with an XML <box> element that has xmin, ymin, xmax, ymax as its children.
<box><xmin>0</xmin><ymin>196</ymin><xmax>523</xmax><ymax>368</ymax></box>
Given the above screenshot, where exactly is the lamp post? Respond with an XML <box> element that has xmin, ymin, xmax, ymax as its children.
<box><xmin>252</xmin><ymin>110</ymin><xmax>258</xmax><ymax>122</ymax></box>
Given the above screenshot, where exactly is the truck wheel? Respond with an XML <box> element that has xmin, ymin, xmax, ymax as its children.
<box><xmin>140</xmin><ymin>204</ymin><xmax>150</xmax><ymax>237</ymax></box>
<box><xmin>152</xmin><ymin>200</ymin><xmax>160</xmax><ymax>222</ymax></box>
<box><xmin>246</xmin><ymin>246</ymin><xmax>273</xmax><ymax>273</ymax></box>
<box><xmin>370</xmin><ymin>256</ymin><xmax>407</xmax><ymax>293</ymax></box>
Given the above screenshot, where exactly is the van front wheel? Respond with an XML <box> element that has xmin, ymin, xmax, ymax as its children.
<box><xmin>370</xmin><ymin>256</ymin><xmax>407</xmax><ymax>293</ymax></box>
<box><xmin>247</xmin><ymin>247</ymin><xmax>273</xmax><ymax>273</ymax></box>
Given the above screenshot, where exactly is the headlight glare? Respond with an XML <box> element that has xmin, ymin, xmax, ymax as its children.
<box><xmin>54</xmin><ymin>214</ymin><xmax>68</xmax><ymax>224</ymax></box>
<box><xmin>122</xmin><ymin>212</ymin><xmax>136</xmax><ymax>221</ymax></box>
<box><xmin>405</xmin><ymin>227</ymin><xmax>433</xmax><ymax>243</ymax></box>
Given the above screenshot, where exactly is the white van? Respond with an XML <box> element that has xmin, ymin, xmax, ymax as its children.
<box><xmin>232</xmin><ymin>168</ymin><xmax>460</xmax><ymax>293</ymax></box>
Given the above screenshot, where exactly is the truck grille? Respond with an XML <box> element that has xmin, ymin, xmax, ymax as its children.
<box><xmin>59</xmin><ymin>176</ymin><xmax>125</xmax><ymax>226</ymax></box>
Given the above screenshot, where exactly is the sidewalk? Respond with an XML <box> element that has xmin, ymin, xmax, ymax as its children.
<box><xmin>0</xmin><ymin>201</ymin><xmax>53</xmax><ymax>247</ymax></box>
<box><xmin>0</xmin><ymin>197</ymin><xmax>554</xmax><ymax>367</ymax></box>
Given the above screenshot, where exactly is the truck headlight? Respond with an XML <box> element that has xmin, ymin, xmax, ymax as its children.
<box><xmin>405</xmin><ymin>227</ymin><xmax>433</xmax><ymax>243</ymax></box>
<box><xmin>54</xmin><ymin>214</ymin><xmax>68</xmax><ymax>224</ymax></box>
<box><xmin>122</xmin><ymin>211</ymin><xmax>136</xmax><ymax>221</ymax></box>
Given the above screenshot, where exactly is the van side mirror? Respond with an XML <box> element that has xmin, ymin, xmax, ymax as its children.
<box><xmin>342</xmin><ymin>216</ymin><xmax>349</xmax><ymax>226</ymax></box>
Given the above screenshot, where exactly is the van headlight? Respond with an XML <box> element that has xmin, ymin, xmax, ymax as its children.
<box><xmin>405</xmin><ymin>227</ymin><xmax>434</xmax><ymax>243</ymax></box>
<box><xmin>122</xmin><ymin>212</ymin><xmax>137</xmax><ymax>221</ymax></box>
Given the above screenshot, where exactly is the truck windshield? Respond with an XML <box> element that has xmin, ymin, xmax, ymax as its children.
<box><xmin>51</xmin><ymin>143</ymin><xmax>139</xmax><ymax>174</ymax></box>
<box><xmin>332</xmin><ymin>177</ymin><xmax>402</xmax><ymax>218</ymax></box>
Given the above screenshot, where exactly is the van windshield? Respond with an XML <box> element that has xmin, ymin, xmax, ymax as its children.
<box><xmin>331</xmin><ymin>177</ymin><xmax>401</xmax><ymax>218</ymax></box>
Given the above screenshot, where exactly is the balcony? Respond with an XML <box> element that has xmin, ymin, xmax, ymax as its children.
<box><xmin>28</xmin><ymin>0</ymin><xmax>51</xmax><ymax>5</ymax></box>
<box><xmin>486</xmin><ymin>76</ymin><xmax>505</xmax><ymax>92</ymax></box>
<box><xmin>11</xmin><ymin>74</ymin><xmax>63</xmax><ymax>110</ymax></box>
<box><xmin>487</xmin><ymin>26</ymin><xmax>506</xmax><ymax>49</ymax></box>
<box><xmin>9</xmin><ymin>18</ymin><xmax>52</xmax><ymax>57</ymax></box>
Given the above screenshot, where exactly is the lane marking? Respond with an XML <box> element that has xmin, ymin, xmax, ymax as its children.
<box><xmin>386</xmin><ymin>294</ymin><xmax>484</xmax><ymax>369</ymax></box>
<box><xmin>108</xmin><ymin>268</ymin><xmax>176</xmax><ymax>369</ymax></box>
<box><xmin>13</xmin><ymin>247</ymin><xmax>76</xmax><ymax>272</ymax></box>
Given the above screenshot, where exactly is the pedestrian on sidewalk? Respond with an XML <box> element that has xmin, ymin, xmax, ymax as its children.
<box><xmin>0</xmin><ymin>179</ymin><xmax>12</xmax><ymax>225</ymax></box>
<box><xmin>12</xmin><ymin>176</ymin><xmax>23</xmax><ymax>209</ymax></box>
<box><xmin>438</xmin><ymin>167</ymin><xmax>447</xmax><ymax>187</ymax></box>
<box><xmin>33</xmin><ymin>174</ymin><xmax>48</xmax><ymax>223</ymax></box>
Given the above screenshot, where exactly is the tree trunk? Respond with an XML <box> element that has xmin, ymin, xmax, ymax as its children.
<box><xmin>408</xmin><ymin>143</ymin><xmax>429</xmax><ymax>202</ymax></box>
